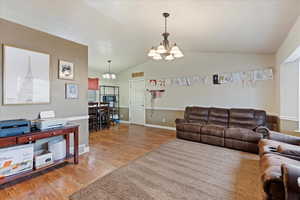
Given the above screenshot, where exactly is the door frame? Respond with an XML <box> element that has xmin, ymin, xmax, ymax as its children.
<box><xmin>129</xmin><ymin>78</ymin><xmax>146</xmax><ymax>125</ymax></box>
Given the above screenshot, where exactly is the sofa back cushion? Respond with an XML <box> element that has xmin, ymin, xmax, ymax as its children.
<box><xmin>208</xmin><ymin>108</ymin><xmax>229</xmax><ymax>127</ymax></box>
<box><xmin>185</xmin><ymin>107</ymin><xmax>209</xmax><ymax>123</ymax></box>
<box><xmin>229</xmin><ymin>109</ymin><xmax>266</xmax><ymax>129</ymax></box>
<box><xmin>254</xmin><ymin>110</ymin><xmax>267</xmax><ymax>127</ymax></box>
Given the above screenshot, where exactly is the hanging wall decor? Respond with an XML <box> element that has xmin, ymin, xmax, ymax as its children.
<box><xmin>65</xmin><ymin>83</ymin><xmax>79</xmax><ymax>99</ymax></box>
<box><xmin>59</xmin><ymin>60</ymin><xmax>74</xmax><ymax>80</ymax></box>
<box><xmin>146</xmin><ymin>67</ymin><xmax>273</xmax><ymax>88</ymax></box>
<box><xmin>3</xmin><ymin>45</ymin><xmax>50</xmax><ymax>105</ymax></box>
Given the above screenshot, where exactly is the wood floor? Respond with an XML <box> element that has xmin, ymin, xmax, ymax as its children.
<box><xmin>0</xmin><ymin>124</ymin><xmax>176</xmax><ymax>200</ymax></box>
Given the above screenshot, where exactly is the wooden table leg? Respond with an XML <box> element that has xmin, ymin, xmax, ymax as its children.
<box><xmin>65</xmin><ymin>134</ymin><xmax>70</xmax><ymax>159</ymax></box>
<box><xmin>74</xmin><ymin>127</ymin><xmax>79</xmax><ymax>164</ymax></box>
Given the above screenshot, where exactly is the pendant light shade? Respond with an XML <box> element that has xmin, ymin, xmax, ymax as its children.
<box><xmin>148</xmin><ymin>47</ymin><xmax>156</xmax><ymax>57</ymax></box>
<box><xmin>156</xmin><ymin>43</ymin><xmax>167</xmax><ymax>54</ymax></box>
<box><xmin>153</xmin><ymin>53</ymin><xmax>162</xmax><ymax>60</ymax></box>
<box><xmin>165</xmin><ymin>54</ymin><xmax>174</xmax><ymax>61</ymax></box>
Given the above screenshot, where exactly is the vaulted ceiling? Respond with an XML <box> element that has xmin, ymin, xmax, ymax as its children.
<box><xmin>0</xmin><ymin>0</ymin><xmax>299</xmax><ymax>73</ymax></box>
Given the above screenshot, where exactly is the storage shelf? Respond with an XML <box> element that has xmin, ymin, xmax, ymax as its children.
<box><xmin>0</xmin><ymin>156</ymin><xmax>74</xmax><ymax>185</ymax></box>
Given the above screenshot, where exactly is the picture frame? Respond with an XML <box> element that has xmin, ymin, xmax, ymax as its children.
<box><xmin>65</xmin><ymin>83</ymin><xmax>79</xmax><ymax>99</ymax></box>
<box><xmin>59</xmin><ymin>60</ymin><xmax>74</xmax><ymax>80</ymax></box>
<box><xmin>3</xmin><ymin>45</ymin><xmax>50</xmax><ymax>105</ymax></box>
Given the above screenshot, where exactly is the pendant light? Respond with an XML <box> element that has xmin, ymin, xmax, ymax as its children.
<box><xmin>102</xmin><ymin>60</ymin><xmax>116</xmax><ymax>80</ymax></box>
<box><xmin>147</xmin><ymin>13</ymin><xmax>184</xmax><ymax>61</ymax></box>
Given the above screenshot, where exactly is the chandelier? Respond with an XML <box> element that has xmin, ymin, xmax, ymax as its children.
<box><xmin>147</xmin><ymin>12</ymin><xmax>184</xmax><ymax>61</ymax></box>
<box><xmin>102</xmin><ymin>60</ymin><xmax>116</xmax><ymax>80</ymax></box>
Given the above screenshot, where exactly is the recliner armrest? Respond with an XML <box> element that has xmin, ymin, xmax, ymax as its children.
<box><xmin>269</xmin><ymin>131</ymin><xmax>300</xmax><ymax>146</ymax></box>
<box><xmin>277</xmin><ymin>145</ymin><xmax>300</xmax><ymax>160</ymax></box>
<box><xmin>175</xmin><ymin>118</ymin><xmax>186</xmax><ymax>124</ymax></box>
<box><xmin>254</xmin><ymin>126</ymin><xmax>270</xmax><ymax>138</ymax></box>
<box><xmin>281</xmin><ymin>164</ymin><xmax>300</xmax><ymax>200</ymax></box>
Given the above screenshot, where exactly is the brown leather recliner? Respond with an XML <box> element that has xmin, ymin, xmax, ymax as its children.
<box><xmin>258</xmin><ymin>134</ymin><xmax>300</xmax><ymax>200</ymax></box>
<box><xmin>176</xmin><ymin>106</ymin><xmax>268</xmax><ymax>153</ymax></box>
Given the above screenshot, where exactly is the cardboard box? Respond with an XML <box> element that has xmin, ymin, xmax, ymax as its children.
<box><xmin>0</xmin><ymin>144</ymin><xmax>34</xmax><ymax>178</ymax></box>
<box><xmin>35</xmin><ymin>152</ymin><xmax>53</xmax><ymax>169</ymax></box>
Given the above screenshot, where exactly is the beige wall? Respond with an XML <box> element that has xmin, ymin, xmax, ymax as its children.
<box><xmin>0</xmin><ymin>18</ymin><xmax>89</xmax><ymax>147</ymax></box>
<box><xmin>118</xmin><ymin>52</ymin><xmax>276</xmax><ymax>113</ymax></box>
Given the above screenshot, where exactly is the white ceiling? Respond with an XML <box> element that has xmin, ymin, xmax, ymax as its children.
<box><xmin>0</xmin><ymin>0</ymin><xmax>299</xmax><ymax>73</ymax></box>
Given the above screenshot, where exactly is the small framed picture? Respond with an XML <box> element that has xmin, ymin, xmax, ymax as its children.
<box><xmin>65</xmin><ymin>83</ymin><xmax>79</xmax><ymax>99</ymax></box>
<box><xmin>59</xmin><ymin>60</ymin><xmax>74</xmax><ymax>80</ymax></box>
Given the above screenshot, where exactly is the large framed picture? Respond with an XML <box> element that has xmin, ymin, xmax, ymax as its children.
<box><xmin>3</xmin><ymin>45</ymin><xmax>50</xmax><ymax>105</ymax></box>
<box><xmin>59</xmin><ymin>60</ymin><xmax>74</xmax><ymax>80</ymax></box>
<box><xmin>65</xmin><ymin>83</ymin><xmax>79</xmax><ymax>99</ymax></box>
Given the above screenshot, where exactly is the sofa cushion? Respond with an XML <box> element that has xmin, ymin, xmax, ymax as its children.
<box><xmin>225</xmin><ymin>128</ymin><xmax>262</xmax><ymax>143</ymax></box>
<box><xmin>208</xmin><ymin>108</ymin><xmax>229</xmax><ymax>127</ymax></box>
<box><xmin>177</xmin><ymin>131</ymin><xmax>200</xmax><ymax>142</ymax></box>
<box><xmin>177</xmin><ymin>122</ymin><xmax>203</xmax><ymax>132</ymax></box>
<box><xmin>183</xmin><ymin>123</ymin><xmax>202</xmax><ymax>133</ymax></box>
<box><xmin>229</xmin><ymin>109</ymin><xmax>256</xmax><ymax>129</ymax></box>
<box><xmin>201</xmin><ymin>125</ymin><xmax>225</xmax><ymax>137</ymax></box>
<box><xmin>201</xmin><ymin>135</ymin><xmax>224</xmax><ymax>147</ymax></box>
<box><xmin>224</xmin><ymin>139</ymin><xmax>258</xmax><ymax>153</ymax></box>
<box><xmin>185</xmin><ymin>107</ymin><xmax>209</xmax><ymax>123</ymax></box>
<box><xmin>254</xmin><ymin>110</ymin><xmax>267</xmax><ymax>128</ymax></box>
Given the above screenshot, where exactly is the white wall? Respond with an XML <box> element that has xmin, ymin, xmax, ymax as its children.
<box><xmin>117</xmin><ymin>52</ymin><xmax>276</xmax><ymax>113</ymax></box>
<box><xmin>280</xmin><ymin>61</ymin><xmax>299</xmax><ymax>121</ymax></box>
<box><xmin>276</xmin><ymin>16</ymin><xmax>300</xmax><ymax>121</ymax></box>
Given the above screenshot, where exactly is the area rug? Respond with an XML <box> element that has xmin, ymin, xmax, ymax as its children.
<box><xmin>70</xmin><ymin>139</ymin><xmax>262</xmax><ymax>200</ymax></box>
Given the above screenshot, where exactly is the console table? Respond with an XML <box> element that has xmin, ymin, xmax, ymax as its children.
<box><xmin>0</xmin><ymin>124</ymin><xmax>79</xmax><ymax>185</ymax></box>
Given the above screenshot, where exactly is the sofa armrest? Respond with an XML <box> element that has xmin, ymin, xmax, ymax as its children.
<box><xmin>281</xmin><ymin>164</ymin><xmax>300</xmax><ymax>200</ymax></box>
<box><xmin>175</xmin><ymin>118</ymin><xmax>186</xmax><ymax>124</ymax></box>
<box><xmin>255</xmin><ymin>126</ymin><xmax>270</xmax><ymax>138</ymax></box>
<box><xmin>269</xmin><ymin>131</ymin><xmax>300</xmax><ymax>146</ymax></box>
<box><xmin>278</xmin><ymin>145</ymin><xmax>300</xmax><ymax>158</ymax></box>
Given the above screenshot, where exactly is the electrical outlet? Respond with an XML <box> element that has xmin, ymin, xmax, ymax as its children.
<box><xmin>162</xmin><ymin>118</ymin><xmax>166</xmax><ymax>123</ymax></box>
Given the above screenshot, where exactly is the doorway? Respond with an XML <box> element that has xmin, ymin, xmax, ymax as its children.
<box><xmin>129</xmin><ymin>79</ymin><xmax>145</xmax><ymax>125</ymax></box>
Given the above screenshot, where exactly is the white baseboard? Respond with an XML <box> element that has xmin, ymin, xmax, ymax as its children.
<box><xmin>70</xmin><ymin>144</ymin><xmax>90</xmax><ymax>155</ymax></box>
<box><xmin>145</xmin><ymin>124</ymin><xmax>176</xmax><ymax>131</ymax></box>
<box><xmin>119</xmin><ymin>121</ymin><xmax>176</xmax><ymax>131</ymax></box>
<box><xmin>279</xmin><ymin>116</ymin><xmax>298</xmax><ymax>122</ymax></box>
<box><xmin>119</xmin><ymin>120</ymin><xmax>130</xmax><ymax>124</ymax></box>
<box><xmin>63</xmin><ymin>115</ymin><xmax>89</xmax><ymax>121</ymax></box>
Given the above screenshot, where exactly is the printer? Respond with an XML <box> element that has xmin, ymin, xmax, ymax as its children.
<box><xmin>0</xmin><ymin>119</ymin><xmax>31</xmax><ymax>137</ymax></box>
<box><xmin>35</xmin><ymin>111</ymin><xmax>68</xmax><ymax>130</ymax></box>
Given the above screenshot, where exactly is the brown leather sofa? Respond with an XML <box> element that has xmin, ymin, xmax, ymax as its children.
<box><xmin>258</xmin><ymin>134</ymin><xmax>300</xmax><ymax>200</ymax></box>
<box><xmin>176</xmin><ymin>106</ymin><xmax>268</xmax><ymax>153</ymax></box>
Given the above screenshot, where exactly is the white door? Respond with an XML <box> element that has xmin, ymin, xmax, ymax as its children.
<box><xmin>129</xmin><ymin>79</ymin><xmax>145</xmax><ymax>125</ymax></box>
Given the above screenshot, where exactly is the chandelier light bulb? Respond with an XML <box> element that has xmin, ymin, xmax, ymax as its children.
<box><xmin>148</xmin><ymin>47</ymin><xmax>156</xmax><ymax>57</ymax></box>
<box><xmin>111</xmin><ymin>74</ymin><xmax>116</xmax><ymax>79</ymax></box>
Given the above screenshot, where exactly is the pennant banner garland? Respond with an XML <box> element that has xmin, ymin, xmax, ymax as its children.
<box><xmin>146</xmin><ymin>68</ymin><xmax>273</xmax><ymax>88</ymax></box>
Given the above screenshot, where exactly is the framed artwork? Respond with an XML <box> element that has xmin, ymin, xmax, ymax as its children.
<box><xmin>59</xmin><ymin>60</ymin><xmax>74</xmax><ymax>80</ymax></box>
<box><xmin>65</xmin><ymin>83</ymin><xmax>79</xmax><ymax>99</ymax></box>
<box><xmin>3</xmin><ymin>45</ymin><xmax>50</xmax><ymax>105</ymax></box>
